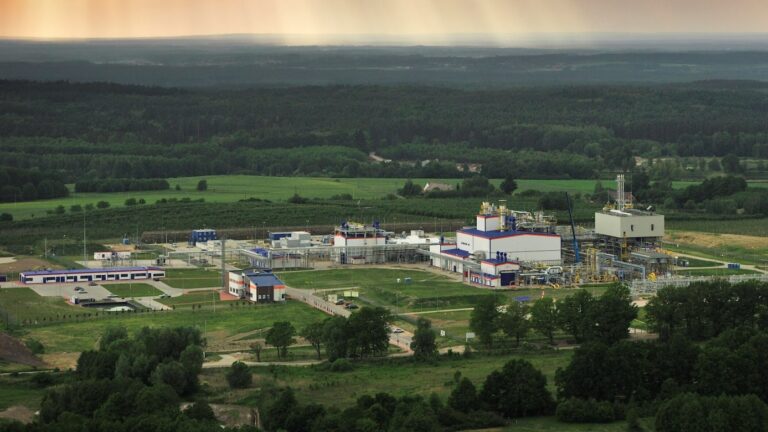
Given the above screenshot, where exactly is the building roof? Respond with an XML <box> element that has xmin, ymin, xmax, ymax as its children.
<box><xmin>458</xmin><ymin>228</ymin><xmax>560</xmax><ymax>240</ymax></box>
<box><xmin>21</xmin><ymin>266</ymin><xmax>162</xmax><ymax>276</ymax></box>
<box><xmin>441</xmin><ymin>248</ymin><xmax>471</xmax><ymax>258</ymax></box>
<box><xmin>242</xmin><ymin>270</ymin><xmax>285</xmax><ymax>287</ymax></box>
<box><xmin>423</xmin><ymin>182</ymin><xmax>455</xmax><ymax>192</ymax></box>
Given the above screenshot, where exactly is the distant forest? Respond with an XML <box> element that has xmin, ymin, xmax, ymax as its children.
<box><xmin>2</xmin><ymin>79</ymin><xmax>768</xmax><ymax>195</ymax></box>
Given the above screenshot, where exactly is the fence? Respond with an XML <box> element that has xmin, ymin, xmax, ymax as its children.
<box><xmin>630</xmin><ymin>273</ymin><xmax>768</xmax><ymax>296</ymax></box>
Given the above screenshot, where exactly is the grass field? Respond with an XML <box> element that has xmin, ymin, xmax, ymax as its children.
<box><xmin>0</xmin><ymin>287</ymin><xmax>83</xmax><ymax>324</ymax></box>
<box><xmin>158</xmin><ymin>290</ymin><xmax>225</xmax><ymax>308</ymax></box>
<box><xmin>14</xmin><ymin>300</ymin><xmax>325</xmax><ymax>353</ymax></box>
<box><xmin>0</xmin><ymin>377</ymin><xmax>45</xmax><ymax>410</ymax></box>
<box><xmin>206</xmin><ymin>350</ymin><xmax>573</xmax><ymax>408</ymax></box>
<box><xmin>667</xmin><ymin>218</ymin><xmax>768</xmax><ymax>237</ymax></box>
<box><xmin>664</xmin><ymin>241</ymin><xmax>768</xmax><ymax>267</ymax></box>
<box><xmin>163</xmin><ymin>268</ymin><xmax>223</xmax><ymax>289</ymax></box>
<box><xmin>676</xmin><ymin>268</ymin><xmax>759</xmax><ymax>276</ymax></box>
<box><xmin>104</xmin><ymin>283</ymin><xmax>162</xmax><ymax>297</ymax></box>
<box><xmin>678</xmin><ymin>257</ymin><xmax>721</xmax><ymax>268</ymax></box>
<box><xmin>278</xmin><ymin>268</ymin><xmax>496</xmax><ymax>312</ymax></box>
<box><xmin>4</xmin><ymin>174</ymin><xmax>762</xmax><ymax>221</ymax></box>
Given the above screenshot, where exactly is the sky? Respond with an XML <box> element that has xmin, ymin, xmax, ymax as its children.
<box><xmin>1</xmin><ymin>0</ymin><xmax>768</xmax><ymax>44</ymax></box>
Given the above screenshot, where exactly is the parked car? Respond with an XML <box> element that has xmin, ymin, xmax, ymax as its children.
<box><xmin>159</xmin><ymin>294</ymin><xmax>171</xmax><ymax>299</ymax></box>
<box><xmin>345</xmin><ymin>303</ymin><xmax>359</xmax><ymax>310</ymax></box>
<box><xmin>392</xmin><ymin>328</ymin><xmax>404</xmax><ymax>334</ymax></box>
<box><xmin>74</xmin><ymin>287</ymin><xmax>85</xmax><ymax>292</ymax></box>
<box><xmin>334</xmin><ymin>299</ymin><xmax>345</xmax><ymax>305</ymax></box>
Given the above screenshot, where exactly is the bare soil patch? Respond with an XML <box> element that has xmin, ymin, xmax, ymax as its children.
<box><xmin>667</xmin><ymin>231</ymin><xmax>768</xmax><ymax>249</ymax></box>
<box><xmin>0</xmin><ymin>405</ymin><xmax>36</xmax><ymax>424</ymax></box>
<box><xmin>0</xmin><ymin>257</ymin><xmax>62</xmax><ymax>275</ymax></box>
<box><xmin>40</xmin><ymin>352</ymin><xmax>79</xmax><ymax>370</ymax></box>
<box><xmin>0</xmin><ymin>333</ymin><xmax>45</xmax><ymax>368</ymax></box>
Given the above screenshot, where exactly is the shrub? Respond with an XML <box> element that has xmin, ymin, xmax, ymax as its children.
<box><xmin>329</xmin><ymin>358</ymin><xmax>354</xmax><ymax>372</ymax></box>
<box><xmin>96</xmin><ymin>201</ymin><xmax>110</xmax><ymax>209</ymax></box>
<box><xmin>226</xmin><ymin>361</ymin><xmax>252</xmax><ymax>388</ymax></box>
<box><xmin>25</xmin><ymin>338</ymin><xmax>45</xmax><ymax>355</ymax></box>
<box><xmin>556</xmin><ymin>398</ymin><xmax>616</xmax><ymax>423</ymax></box>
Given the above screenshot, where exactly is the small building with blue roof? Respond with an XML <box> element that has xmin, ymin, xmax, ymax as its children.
<box><xmin>228</xmin><ymin>268</ymin><xmax>286</xmax><ymax>303</ymax></box>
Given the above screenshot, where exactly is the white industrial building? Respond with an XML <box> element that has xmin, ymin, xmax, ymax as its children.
<box><xmin>332</xmin><ymin>221</ymin><xmax>387</xmax><ymax>264</ymax></box>
<box><xmin>20</xmin><ymin>266</ymin><xmax>165</xmax><ymax>284</ymax></box>
<box><xmin>430</xmin><ymin>201</ymin><xmax>561</xmax><ymax>288</ymax></box>
<box><xmin>228</xmin><ymin>269</ymin><xmax>286</xmax><ymax>303</ymax></box>
<box><xmin>93</xmin><ymin>251</ymin><xmax>131</xmax><ymax>260</ymax></box>
<box><xmin>271</xmin><ymin>231</ymin><xmax>311</xmax><ymax>248</ymax></box>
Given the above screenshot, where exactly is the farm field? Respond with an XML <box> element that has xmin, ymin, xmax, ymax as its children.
<box><xmin>11</xmin><ymin>298</ymin><xmax>325</xmax><ymax>353</ymax></box>
<box><xmin>665</xmin><ymin>230</ymin><xmax>768</xmax><ymax>266</ymax></box>
<box><xmin>104</xmin><ymin>283</ymin><xmax>162</xmax><ymax>298</ymax></box>
<box><xmin>667</xmin><ymin>218</ymin><xmax>768</xmax><ymax>237</ymax></box>
<box><xmin>4</xmin><ymin>174</ymin><xmax>762</xmax><ymax>221</ymax></box>
<box><xmin>677</xmin><ymin>268</ymin><xmax>759</xmax><ymax>277</ymax></box>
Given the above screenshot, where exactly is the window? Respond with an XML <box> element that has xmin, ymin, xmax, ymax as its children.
<box><xmin>651</xmin><ymin>224</ymin><xmax>655</xmax><ymax>231</ymax></box>
<box><xmin>630</xmin><ymin>224</ymin><xmax>634</xmax><ymax>231</ymax></box>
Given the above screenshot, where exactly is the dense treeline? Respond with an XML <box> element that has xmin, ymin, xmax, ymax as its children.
<box><xmin>3</xmin><ymin>80</ymin><xmax>768</xmax><ymax>183</ymax></box>
<box><xmin>0</xmin><ymin>166</ymin><xmax>68</xmax><ymax>203</ymax></box>
<box><xmin>0</xmin><ymin>326</ymin><xmax>257</xmax><ymax>432</ymax></box>
<box><xmin>74</xmin><ymin>178</ymin><xmax>170</xmax><ymax>193</ymax></box>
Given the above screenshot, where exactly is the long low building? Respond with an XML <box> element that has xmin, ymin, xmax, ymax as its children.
<box><xmin>20</xmin><ymin>266</ymin><xmax>166</xmax><ymax>284</ymax></box>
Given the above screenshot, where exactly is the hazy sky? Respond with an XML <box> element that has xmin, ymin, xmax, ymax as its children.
<box><xmin>2</xmin><ymin>0</ymin><xmax>768</xmax><ymax>43</ymax></box>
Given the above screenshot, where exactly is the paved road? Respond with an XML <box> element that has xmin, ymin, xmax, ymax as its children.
<box><xmin>672</xmin><ymin>251</ymin><xmax>767</xmax><ymax>274</ymax></box>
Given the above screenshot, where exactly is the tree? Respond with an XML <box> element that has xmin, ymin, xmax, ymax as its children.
<box><xmin>287</xmin><ymin>193</ymin><xmax>308</xmax><ymax>204</ymax></box>
<box><xmin>225</xmin><ymin>361</ymin><xmax>252</xmax><ymax>389</ymax></box>
<box><xmin>266</xmin><ymin>321</ymin><xmax>296</xmax><ymax>359</ymax></box>
<box><xmin>151</xmin><ymin>361</ymin><xmax>189</xmax><ymax>395</ymax></box>
<box><xmin>0</xmin><ymin>213</ymin><xmax>11</xmax><ymax>222</ymax></box>
<box><xmin>184</xmin><ymin>400</ymin><xmax>216</xmax><ymax>421</ymax></box>
<box><xmin>301</xmin><ymin>322</ymin><xmax>324</xmax><ymax>360</ymax></box>
<box><xmin>448</xmin><ymin>377</ymin><xmax>478</xmax><ymax>413</ymax></box>
<box><xmin>69</xmin><ymin>204</ymin><xmax>82</xmax><ymax>212</ymax></box>
<box><xmin>410</xmin><ymin>318</ymin><xmax>438</xmax><ymax>361</ymax></box>
<box><xmin>470</xmin><ymin>296</ymin><xmax>499</xmax><ymax>348</ymax></box>
<box><xmin>721</xmin><ymin>154</ymin><xmax>742</xmax><ymax>173</ymax></box>
<box><xmin>347</xmin><ymin>307</ymin><xmax>391</xmax><ymax>358</ymax></box>
<box><xmin>54</xmin><ymin>205</ymin><xmax>66</xmax><ymax>214</ymax></box>
<box><xmin>500</xmin><ymin>175</ymin><xmax>518</xmax><ymax>194</ymax></box>
<box><xmin>399</xmin><ymin>179</ymin><xmax>422</xmax><ymax>197</ymax></box>
<box><xmin>557</xmin><ymin>290</ymin><xmax>595</xmax><ymax>342</ymax></box>
<box><xmin>250</xmin><ymin>341</ymin><xmax>263</xmax><ymax>362</ymax></box>
<box><xmin>96</xmin><ymin>200</ymin><xmax>110</xmax><ymax>209</ymax></box>
<box><xmin>263</xmin><ymin>387</ymin><xmax>299</xmax><ymax>432</ymax></box>
<box><xmin>499</xmin><ymin>301</ymin><xmax>530</xmax><ymax>346</ymax></box>
<box><xmin>196</xmin><ymin>179</ymin><xmax>208</xmax><ymax>191</ymax></box>
<box><xmin>591</xmin><ymin>284</ymin><xmax>637</xmax><ymax>344</ymax></box>
<box><xmin>531</xmin><ymin>297</ymin><xmax>558</xmax><ymax>344</ymax></box>
<box><xmin>323</xmin><ymin>316</ymin><xmax>350</xmax><ymax>361</ymax></box>
<box><xmin>479</xmin><ymin>359</ymin><xmax>553</xmax><ymax>418</ymax></box>
<box><xmin>99</xmin><ymin>325</ymin><xmax>128</xmax><ymax>350</ymax></box>
<box><xmin>124</xmin><ymin>198</ymin><xmax>137</xmax><ymax>206</ymax></box>
<box><xmin>21</xmin><ymin>182</ymin><xmax>38</xmax><ymax>201</ymax></box>
<box><xmin>175</xmin><ymin>184</ymin><xmax>181</xmax><ymax>191</ymax></box>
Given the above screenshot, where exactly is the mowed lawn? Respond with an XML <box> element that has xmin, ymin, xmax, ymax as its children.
<box><xmin>163</xmin><ymin>268</ymin><xmax>223</xmax><ymax>289</ymax></box>
<box><xmin>278</xmin><ymin>268</ymin><xmax>496</xmax><ymax>312</ymax></box>
<box><xmin>0</xmin><ymin>287</ymin><xmax>83</xmax><ymax>324</ymax></box>
<box><xmin>18</xmin><ymin>300</ymin><xmax>326</xmax><ymax>353</ymax></box>
<box><xmin>158</xmin><ymin>290</ymin><xmax>225</xmax><ymax>308</ymax></box>
<box><xmin>104</xmin><ymin>283</ymin><xmax>162</xmax><ymax>297</ymax></box>
<box><xmin>6</xmin><ymin>174</ymin><xmax>753</xmax><ymax>220</ymax></box>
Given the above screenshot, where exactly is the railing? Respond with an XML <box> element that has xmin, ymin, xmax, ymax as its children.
<box><xmin>630</xmin><ymin>274</ymin><xmax>768</xmax><ymax>296</ymax></box>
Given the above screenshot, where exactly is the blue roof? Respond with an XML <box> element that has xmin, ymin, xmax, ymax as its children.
<box><xmin>441</xmin><ymin>248</ymin><xmax>471</xmax><ymax>258</ymax></box>
<box><xmin>246</xmin><ymin>273</ymin><xmax>285</xmax><ymax>287</ymax></box>
<box><xmin>459</xmin><ymin>228</ymin><xmax>559</xmax><ymax>239</ymax></box>
<box><xmin>21</xmin><ymin>266</ymin><xmax>161</xmax><ymax>276</ymax></box>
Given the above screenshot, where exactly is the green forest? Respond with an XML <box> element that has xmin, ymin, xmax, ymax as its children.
<box><xmin>2</xmin><ymin>80</ymin><xmax>768</xmax><ymax>198</ymax></box>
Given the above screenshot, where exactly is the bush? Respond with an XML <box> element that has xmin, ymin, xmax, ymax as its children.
<box><xmin>25</xmin><ymin>338</ymin><xmax>45</xmax><ymax>355</ymax></box>
<box><xmin>124</xmin><ymin>198</ymin><xmax>138</xmax><ymax>206</ymax></box>
<box><xmin>96</xmin><ymin>201</ymin><xmax>110</xmax><ymax>209</ymax></box>
<box><xmin>0</xmin><ymin>213</ymin><xmax>12</xmax><ymax>222</ymax></box>
<box><xmin>30</xmin><ymin>372</ymin><xmax>54</xmax><ymax>388</ymax></box>
<box><xmin>226</xmin><ymin>361</ymin><xmax>252</xmax><ymax>388</ymax></box>
<box><xmin>184</xmin><ymin>400</ymin><xmax>216</xmax><ymax>421</ymax></box>
<box><xmin>556</xmin><ymin>398</ymin><xmax>616</xmax><ymax>423</ymax></box>
<box><xmin>329</xmin><ymin>358</ymin><xmax>354</xmax><ymax>372</ymax></box>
